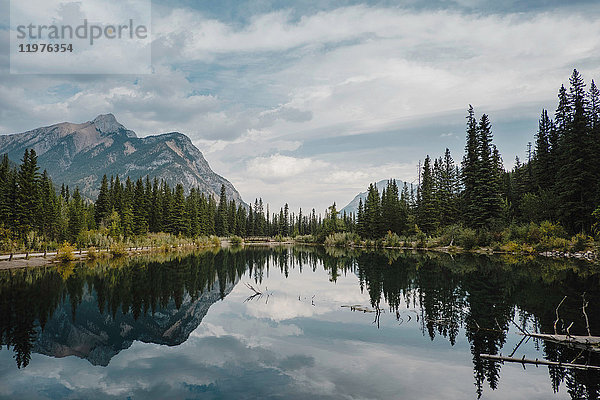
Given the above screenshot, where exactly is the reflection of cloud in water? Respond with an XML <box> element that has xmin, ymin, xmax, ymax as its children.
<box><xmin>0</xmin><ymin>250</ymin><xmax>575</xmax><ymax>400</ymax></box>
<box><xmin>234</xmin><ymin>263</ymin><xmax>372</xmax><ymax>322</ymax></box>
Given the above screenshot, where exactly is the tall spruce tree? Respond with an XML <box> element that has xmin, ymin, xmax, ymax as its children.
<box><xmin>16</xmin><ymin>149</ymin><xmax>40</xmax><ymax>235</ymax></box>
<box><xmin>462</xmin><ymin>105</ymin><xmax>480</xmax><ymax>226</ymax></box>
<box><xmin>476</xmin><ymin>114</ymin><xmax>503</xmax><ymax>228</ymax></box>
<box><xmin>215</xmin><ymin>185</ymin><xmax>228</xmax><ymax>236</ymax></box>
<box><xmin>364</xmin><ymin>183</ymin><xmax>382</xmax><ymax>238</ymax></box>
<box><xmin>94</xmin><ymin>175</ymin><xmax>111</xmax><ymax>226</ymax></box>
<box><xmin>417</xmin><ymin>156</ymin><xmax>437</xmax><ymax>233</ymax></box>
<box><xmin>557</xmin><ymin>70</ymin><xmax>594</xmax><ymax>232</ymax></box>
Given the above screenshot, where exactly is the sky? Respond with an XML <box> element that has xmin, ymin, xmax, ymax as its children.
<box><xmin>1</xmin><ymin>0</ymin><xmax>600</xmax><ymax>212</ymax></box>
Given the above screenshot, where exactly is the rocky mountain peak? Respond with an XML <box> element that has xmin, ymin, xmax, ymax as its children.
<box><xmin>0</xmin><ymin>115</ymin><xmax>245</xmax><ymax>205</ymax></box>
<box><xmin>91</xmin><ymin>113</ymin><xmax>136</xmax><ymax>138</ymax></box>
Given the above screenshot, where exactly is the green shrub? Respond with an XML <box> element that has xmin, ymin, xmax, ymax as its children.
<box><xmin>572</xmin><ymin>233</ymin><xmax>593</xmax><ymax>252</ymax></box>
<box><xmin>324</xmin><ymin>232</ymin><xmax>359</xmax><ymax>247</ymax></box>
<box><xmin>415</xmin><ymin>226</ymin><xmax>427</xmax><ymax>248</ymax></box>
<box><xmin>110</xmin><ymin>243</ymin><xmax>128</xmax><ymax>257</ymax></box>
<box><xmin>456</xmin><ymin>227</ymin><xmax>477</xmax><ymax>250</ymax></box>
<box><xmin>295</xmin><ymin>234</ymin><xmax>317</xmax><ymax>243</ymax></box>
<box><xmin>476</xmin><ymin>230</ymin><xmax>494</xmax><ymax>247</ymax></box>
<box><xmin>230</xmin><ymin>235</ymin><xmax>244</xmax><ymax>246</ymax></box>
<box><xmin>501</xmin><ymin>241</ymin><xmax>520</xmax><ymax>253</ymax></box>
<box><xmin>210</xmin><ymin>236</ymin><xmax>221</xmax><ymax>247</ymax></box>
<box><xmin>87</xmin><ymin>246</ymin><xmax>98</xmax><ymax>260</ymax></box>
<box><xmin>382</xmin><ymin>232</ymin><xmax>402</xmax><ymax>247</ymax></box>
<box><xmin>539</xmin><ymin>221</ymin><xmax>566</xmax><ymax>239</ymax></box>
<box><xmin>55</xmin><ymin>242</ymin><xmax>76</xmax><ymax>263</ymax></box>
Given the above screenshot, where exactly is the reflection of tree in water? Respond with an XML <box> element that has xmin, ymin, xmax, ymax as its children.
<box><xmin>0</xmin><ymin>250</ymin><xmax>253</xmax><ymax>369</ymax></box>
<box><xmin>1</xmin><ymin>247</ymin><xmax>600</xmax><ymax>399</ymax></box>
<box><xmin>462</xmin><ymin>261</ymin><xmax>513</xmax><ymax>398</ymax></box>
<box><xmin>0</xmin><ymin>269</ymin><xmax>64</xmax><ymax>368</ymax></box>
<box><xmin>352</xmin><ymin>250</ymin><xmax>600</xmax><ymax>399</ymax></box>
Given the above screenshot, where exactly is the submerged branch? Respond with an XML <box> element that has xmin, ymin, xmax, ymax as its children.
<box><xmin>480</xmin><ymin>354</ymin><xmax>600</xmax><ymax>371</ymax></box>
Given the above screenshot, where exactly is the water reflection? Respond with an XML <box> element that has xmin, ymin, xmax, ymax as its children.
<box><xmin>0</xmin><ymin>247</ymin><xmax>599</xmax><ymax>399</ymax></box>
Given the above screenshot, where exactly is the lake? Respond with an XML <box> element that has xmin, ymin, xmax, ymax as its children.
<box><xmin>0</xmin><ymin>246</ymin><xmax>599</xmax><ymax>399</ymax></box>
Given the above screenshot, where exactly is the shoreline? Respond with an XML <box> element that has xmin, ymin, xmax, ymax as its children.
<box><xmin>1</xmin><ymin>240</ymin><xmax>596</xmax><ymax>271</ymax></box>
<box><xmin>0</xmin><ymin>242</ymin><xmax>221</xmax><ymax>271</ymax></box>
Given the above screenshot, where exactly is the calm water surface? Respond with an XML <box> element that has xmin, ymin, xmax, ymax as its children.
<box><xmin>1</xmin><ymin>246</ymin><xmax>599</xmax><ymax>399</ymax></box>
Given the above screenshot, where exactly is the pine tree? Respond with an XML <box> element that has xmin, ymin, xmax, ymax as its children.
<box><xmin>132</xmin><ymin>178</ymin><xmax>148</xmax><ymax>235</ymax></box>
<box><xmin>94</xmin><ymin>175</ymin><xmax>111</xmax><ymax>226</ymax></box>
<box><xmin>187</xmin><ymin>188</ymin><xmax>200</xmax><ymax>237</ymax></box>
<box><xmin>417</xmin><ymin>156</ymin><xmax>437</xmax><ymax>233</ymax></box>
<box><xmin>215</xmin><ymin>185</ymin><xmax>228</xmax><ymax>236</ymax></box>
<box><xmin>462</xmin><ymin>105</ymin><xmax>479</xmax><ymax>226</ymax></box>
<box><xmin>112</xmin><ymin>176</ymin><xmax>123</xmax><ymax>215</ymax></box>
<box><xmin>364</xmin><ymin>183</ymin><xmax>382</xmax><ymax>238</ymax></box>
<box><xmin>476</xmin><ymin>114</ymin><xmax>503</xmax><ymax>227</ymax></box>
<box><xmin>149</xmin><ymin>178</ymin><xmax>162</xmax><ymax>232</ymax></box>
<box><xmin>171</xmin><ymin>184</ymin><xmax>187</xmax><ymax>235</ymax></box>
<box><xmin>39</xmin><ymin>170</ymin><xmax>60</xmax><ymax>240</ymax></box>
<box><xmin>589</xmin><ymin>80</ymin><xmax>600</xmax><ymax>206</ymax></box>
<box><xmin>356</xmin><ymin>198</ymin><xmax>365</xmax><ymax>237</ymax></box>
<box><xmin>438</xmin><ymin>149</ymin><xmax>458</xmax><ymax>226</ymax></box>
<box><xmin>534</xmin><ymin>110</ymin><xmax>553</xmax><ymax>191</ymax></box>
<box><xmin>121</xmin><ymin>206</ymin><xmax>134</xmax><ymax>239</ymax></box>
<box><xmin>283</xmin><ymin>203</ymin><xmax>290</xmax><ymax>236</ymax></box>
<box><xmin>555</xmin><ymin>84</ymin><xmax>571</xmax><ymax>139</ymax></box>
<box><xmin>556</xmin><ymin>70</ymin><xmax>595</xmax><ymax>232</ymax></box>
<box><xmin>16</xmin><ymin>149</ymin><xmax>40</xmax><ymax>235</ymax></box>
<box><xmin>67</xmin><ymin>187</ymin><xmax>85</xmax><ymax>243</ymax></box>
<box><xmin>0</xmin><ymin>155</ymin><xmax>13</xmax><ymax>225</ymax></box>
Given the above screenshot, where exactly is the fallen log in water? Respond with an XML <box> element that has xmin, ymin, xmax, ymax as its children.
<box><xmin>520</xmin><ymin>333</ymin><xmax>600</xmax><ymax>351</ymax></box>
<box><xmin>480</xmin><ymin>354</ymin><xmax>600</xmax><ymax>371</ymax></box>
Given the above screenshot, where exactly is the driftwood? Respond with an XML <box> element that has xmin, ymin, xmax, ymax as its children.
<box><xmin>519</xmin><ymin>332</ymin><xmax>600</xmax><ymax>352</ymax></box>
<box><xmin>244</xmin><ymin>283</ymin><xmax>270</xmax><ymax>303</ymax></box>
<box><xmin>481</xmin><ymin>295</ymin><xmax>600</xmax><ymax>373</ymax></box>
<box><xmin>341</xmin><ymin>304</ymin><xmax>376</xmax><ymax>313</ymax></box>
<box><xmin>480</xmin><ymin>354</ymin><xmax>600</xmax><ymax>371</ymax></box>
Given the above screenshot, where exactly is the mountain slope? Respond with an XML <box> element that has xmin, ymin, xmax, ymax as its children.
<box><xmin>340</xmin><ymin>179</ymin><xmax>416</xmax><ymax>215</ymax></box>
<box><xmin>0</xmin><ymin>114</ymin><xmax>244</xmax><ymax>204</ymax></box>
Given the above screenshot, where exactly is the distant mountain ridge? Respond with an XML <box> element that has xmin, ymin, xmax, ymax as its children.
<box><xmin>0</xmin><ymin>114</ymin><xmax>244</xmax><ymax>204</ymax></box>
<box><xmin>340</xmin><ymin>179</ymin><xmax>416</xmax><ymax>215</ymax></box>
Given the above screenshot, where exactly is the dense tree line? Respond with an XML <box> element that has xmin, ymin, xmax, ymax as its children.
<box><xmin>508</xmin><ymin>69</ymin><xmax>600</xmax><ymax>234</ymax></box>
<box><xmin>354</xmin><ymin>106</ymin><xmax>504</xmax><ymax>237</ymax></box>
<box><xmin>2</xmin><ymin>70</ymin><xmax>599</xmax><ymax>248</ymax></box>
<box><xmin>355</xmin><ymin>69</ymin><xmax>600</xmax><ymax>238</ymax></box>
<box><xmin>0</xmin><ymin>150</ymin><xmax>342</xmax><ymax>247</ymax></box>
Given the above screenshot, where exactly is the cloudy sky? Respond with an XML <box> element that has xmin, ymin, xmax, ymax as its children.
<box><xmin>1</xmin><ymin>0</ymin><xmax>600</xmax><ymax>211</ymax></box>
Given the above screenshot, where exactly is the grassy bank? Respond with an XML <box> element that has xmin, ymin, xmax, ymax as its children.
<box><xmin>319</xmin><ymin>222</ymin><xmax>599</xmax><ymax>261</ymax></box>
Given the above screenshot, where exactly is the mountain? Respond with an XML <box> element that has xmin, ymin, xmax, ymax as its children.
<box><xmin>33</xmin><ymin>277</ymin><xmax>236</xmax><ymax>366</ymax></box>
<box><xmin>340</xmin><ymin>179</ymin><xmax>416</xmax><ymax>215</ymax></box>
<box><xmin>0</xmin><ymin>114</ymin><xmax>244</xmax><ymax>204</ymax></box>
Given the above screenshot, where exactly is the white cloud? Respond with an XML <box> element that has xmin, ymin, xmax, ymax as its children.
<box><xmin>246</xmin><ymin>154</ymin><xmax>327</xmax><ymax>180</ymax></box>
<box><xmin>2</xmin><ymin>3</ymin><xmax>600</xmax><ymax>210</ymax></box>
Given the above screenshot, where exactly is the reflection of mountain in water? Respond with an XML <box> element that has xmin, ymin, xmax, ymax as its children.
<box><xmin>0</xmin><ymin>250</ymin><xmax>251</xmax><ymax>369</ymax></box>
<box><xmin>33</xmin><ymin>279</ymin><xmax>235</xmax><ymax>366</ymax></box>
<box><xmin>2</xmin><ymin>247</ymin><xmax>600</xmax><ymax>399</ymax></box>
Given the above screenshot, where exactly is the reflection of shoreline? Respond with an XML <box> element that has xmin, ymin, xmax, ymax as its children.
<box><xmin>1</xmin><ymin>246</ymin><xmax>599</xmax><ymax>398</ymax></box>
<box><xmin>3</xmin><ymin>239</ymin><xmax>595</xmax><ymax>272</ymax></box>
<box><xmin>0</xmin><ymin>244</ymin><xmax>221</xmax><ymax>271</ymax></box>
